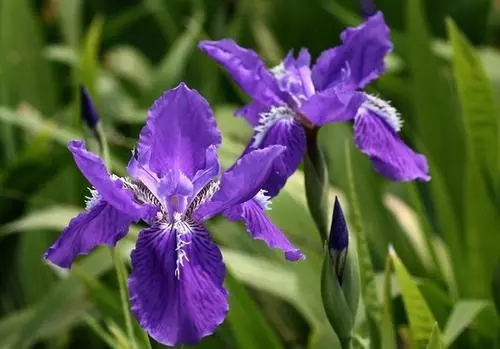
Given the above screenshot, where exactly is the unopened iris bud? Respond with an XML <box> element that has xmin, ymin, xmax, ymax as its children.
<box><xmin>321</xmin><ymin>197</ymin><xmax>360</xmax><ymax>349</ymax></box>
<box><xmin>329</xmin><ymin>197</ymin><xmax>349</xmax><ymax>284</ymax></box>
<box><xmin>79</xmin><ymin>84</ymin><xmax>109</xmax><ymax>164</ymax></box>
<box><xmin>360</xmin><ymin>0</ymin><xmax>376</xmax><ymax>18</ymax></box>
<box><xmin>79</xmin><ymin>85</ymin><xmax>100</xmax><ymax>129</ymax></box>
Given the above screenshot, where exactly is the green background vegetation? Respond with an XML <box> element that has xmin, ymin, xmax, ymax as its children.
<box><xmin>1</xmin><ymin>0</ymin><xmax>500</xmax><ymax>348</ymax></box>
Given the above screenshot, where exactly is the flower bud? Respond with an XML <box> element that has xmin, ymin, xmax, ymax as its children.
<box><xmin>329</xmin><ymin>197</ymin><xmax>349</xmax><ymax>284</ymax></box>
<box><xmin>321</xmin><ymin>197</ymin><xmax>360</xmax><ymax>349</ymax></box>
<box><xmin>360</xmin><ymin>0</ymin><xmax>376</xmax><ymax>18</ymax></box>
<box><xmin>79</xmin><ymin>84</ymin><xmax>99</xmax><ymax>129</ymax></box>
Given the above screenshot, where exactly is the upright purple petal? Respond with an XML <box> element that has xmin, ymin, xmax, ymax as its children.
<box><xmin>44</xmin><ymin>200</ymin><xmax>134</xmax><ymax>268</ymax></box>
<box><xmin>275</xmin><ymin>51</ymin><xmax>307</xmax><ymax>105</ymax></box>
<box><xmin>69</xmin><ymin>140</ymin><xmax>148</xmax><ymax>219</ymax></box>
<box><xmin>199</xmin><ymin>39</ymin><xmax>285</xmax><ymax>106</ymax></box>
<box><xmin>296</xmin><ymin>48</ymin><xmax>315</xmax><ymax>98</ymax></box>
<box><xmin>312</xmin><ymin>12</ymin><xmax>392</xmax><ymax>90</ymax></box>
<box><xmin>353</xmin><ymin>108</ymin><xmax>430</xmax><ymax>181</ymax></box>
<box><xmin>135</xmin><ymin>83</ymin><xmax>222</xmax><ymax>178</ymax></box>
<box><xmin>299</xmin><ymin>87</ymin><xmax>365</xmax><ymax>126</ymax></box>
<box><xmin>195</xmin><ymin>145</ymin><xmax>286</xmax><ymax>221</ymax></box>
<box><xmin>129</xmin><ymin>225</ymin><xmax>227</xmax><ymax>346</ymax></box>
<box><xmin>271</xmin><ymin>49</ymin><xmax>314</xmax><ymax>107</ymax></box>
<box><xmin>224</xmin><ymin>196</ymin><xmax>304</xmax><ymax>261</ymax></box>
<box><xmin>191</xmin><ymin>146</ymin><xmax>220</xmax><ymax>199</ymax></box>
<box><xmin>127</xmin><ymin>157</ymin><xmax>162</xmax><ymax>201</ymax></box>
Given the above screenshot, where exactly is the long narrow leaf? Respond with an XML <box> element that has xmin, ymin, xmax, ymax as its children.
<box><xmin>345</xmin><ymin>143</ymin><xmax>381</xmax><ymax>348</ymax></box>
<box><xmin>446</xmin><ymin>18</ymin><xmax>499</xmax><ymax>179</ymax></box>
<box><xmin>391</xmin><ymin>249</ymin><xmax>437</xmax><ymax>349</ymax></box>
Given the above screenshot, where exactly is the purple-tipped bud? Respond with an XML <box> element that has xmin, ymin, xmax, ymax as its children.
<box><xmin>360</xmin><ymin>0</ymin><xmax>376</xmax><ymax>19</ymax></box>
<box><xmin>328</xmin><ymin>197</ymin><xmax>349</xmax><ymax>284</ymax></box>
<box><xmin>79</xmin><ymin>85</ymin><xmax>99</xmax><ymax>128</ymax></box>
<box><xmin>329</xmin><ymin>197</ymin><xmax>349</xmax><ymax>251</ymax></box>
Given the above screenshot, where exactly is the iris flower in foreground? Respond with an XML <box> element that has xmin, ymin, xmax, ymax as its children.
<box><xmin>44</xmin><ymin>83</ymin><xmax>303</xmax><ymax>346</ymax></box>
<box><xmin>199</xmin><ymin>12</ymin><xmax>429</xmax><ymax>195</ymax></box>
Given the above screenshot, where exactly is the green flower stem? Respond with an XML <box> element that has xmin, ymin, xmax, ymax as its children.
<box><xmin>339</xmin><ymin>336</ymin><xmax>352</xmax><ymax>349</ymax></box>
<box><xmin>304</xmin><ymin>128</ymin><xmax>330</xmax><ymax>242</ymax></box>
<box><xmin>111</xmin><ymin>248</ymin><xmax>136</xmax><ymax>349</ymax></box>
<box><xmin>95</xmin><ymin>123</ymin><xmax>136</xmax><ymax>348</ymax></box>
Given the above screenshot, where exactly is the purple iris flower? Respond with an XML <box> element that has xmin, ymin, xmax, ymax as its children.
<box><xmin>199</xmin><ymin>12</ymin><xmax>430</xmax><ymax>195</ymax></box>
<box><xmin>44</xmin><ymin>83</ymin><xmax>303</xmax><ymax>346</ymax></box>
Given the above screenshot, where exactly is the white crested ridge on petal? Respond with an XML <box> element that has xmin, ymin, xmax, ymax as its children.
<box><xmin>361</xmin><ymin>93</ymin><xmax>403</xmax><ymax>132</ymax></box>
<box><xmin>254</xmin><ymin>189</ymin><xmax>272</xmax><ymax>211</ymax></box>
<box><xmin>252</xmin><ymin>106</ymin><xmax>295</xmax><ymax>148</ymax></box>
<box><xmin>85</xmin><ymin>187</ymin><xmax>102</xmax><ymax>210</ymax></box>
<box><xmin>269</xmin><ymin>62</ymin><xmax>286</xmax><ymax>80</ymax></box>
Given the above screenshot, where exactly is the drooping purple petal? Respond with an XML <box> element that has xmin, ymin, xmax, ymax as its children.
<box><xmin>129</xmin><ymin>225</ymin><xmax>227</xmax><ymax>346</ymax></box>
<box><xmin>224</xmin><ymin>197</ymin><xmax>304</xmax><ymax>261</ymax></box>
<box><xmin>195</xmin><ymin>145</ymin><xmax>286</xmax><ymax>221</ymax></box>
<box><xmin>44</xmin><ymin>200</ymin><xmax>134</xmax><ymax>268</ymax></box>
<box><xmin>353</xmin><ymin>108</ymin><xmax>430</xmax><ymax>181</ymax></box>
<box><xmin>198</xmin><ymin>39</ymin><xmax>285</xmax><ymax>106</ymax></box>
<box><xmin>235</xmin><ymin>100</ymin><xmax>270</xmax><ymax>127</ymax></box>
<box><xmin>135</xmin><ymin>83</ymin><xmax>222</xmax><ymax>178</ymax></box>
<box><xmin>235</xmin><ymin>107</ymin><xmax>307</xmax><ymax>198</ymax></box>
<box><xmin>69</xmin><ymin>140</ymin><xmax>148</xmax><ymax>219</ymax></box>
<box><xmin>328</xmin><ymin>197</ymin><xmax>348</xmax><ymax>252</ymax></box>
<box><xmin>312</xmin><ymin>12</ymin><xmax>392</xmax><ymax>91</ymax></box>
<box><xmin>251</xmin><ymin>114</ymin><xmax>307</xmax><ymax>197</ymax></box>
<box><xmin>299</xmin><ymin>87</ymin><xmax>365</xmax><ymax>126</ymax></box>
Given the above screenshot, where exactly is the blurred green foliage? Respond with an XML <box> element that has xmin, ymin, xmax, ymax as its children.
<box><xmin>0</xmin><ymin>0</ymin><xmax>500</xmax><ymax>348</ymax></box>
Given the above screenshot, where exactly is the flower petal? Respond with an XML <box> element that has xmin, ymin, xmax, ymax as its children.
<box><xmin>129</xmin><ymin>225</ymin><xmax>228</xmax><ymax>346</ymax></box>
<box><xmin>353</xmin><ymin>108</ymin><xmax>430</xmax><ymax>181</ymax></box>
<box><xmin>191</xmin><ymin>145</ymin><xmax>220</xmax><ymax>198</ymax></box>
<box><xmin>69</xmin><ymin>140</ymin><xmax>148</xmax><ymax>219</ymax></box>
<box><xmin>198</xmin><ymin>39</ymin><xmax>285</xmax><ymax>106</ymax></box>
<box><xmin>224</xmin><ymin>197</ymin><xmax>304</xmax><ymax>261</ymax></box>
<box><xmin>253</xmin><ymin>117</ymin><xmax>307</xmax><ymax>197</ymax></box>
<box><xmin>299</xmin><ymin>87</ymin><xmax>365</xmax><ymax>126</ymax></box>
<box><xmin>312</xmin><ymin>12</ymin><xmax>392</xmax><ymax>91</ymax></box>
<box><xmin>44</xmin><ymin>200</ymin><xmax>134</xmax><ymax>268</ymax></box>
<box><xmin>135</xmin><ymin>83</ymin><xmax>222</xmax><ymax>178</ymax></box>
<box><xmin>239</xmin><ymin>107</ymin><xmax>307</xmax><ymax>197</ymax></box>
<box><xmin>195</xmin><ymin>145</ymin><xmax>286</xmax><ymax>221</ymax></box>
<box><xmin>235</xmin><ymin>100</ymin><xmax>269</xmax><ymax>127</ymax></box>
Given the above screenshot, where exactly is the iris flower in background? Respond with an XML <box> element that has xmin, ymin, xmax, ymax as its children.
<box><xmin>44</xmin><ymin>83</ymin><xmax>303</xmax><ymax>346</ymax></box>
<box><xmin>199</xmin><ymin>12</ymin><xmax>430</xmax><ymax>196</ymax></box>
